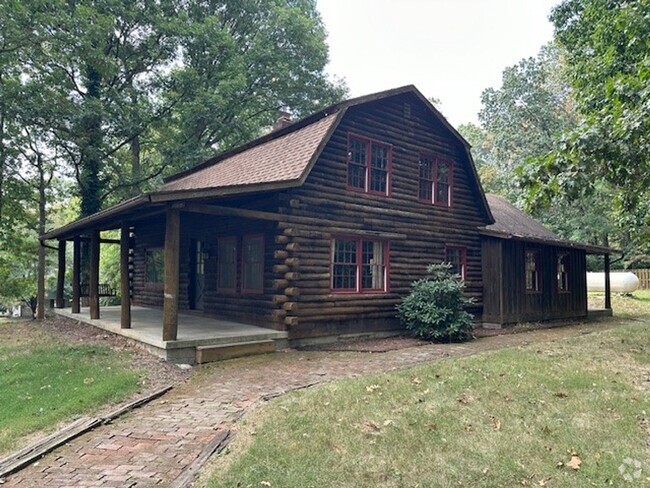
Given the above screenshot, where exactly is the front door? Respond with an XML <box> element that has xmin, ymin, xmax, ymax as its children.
<box><xmin>189</xmin><ymin>239</ymin><xmax>205</xmax><ymax>310</ymax></box>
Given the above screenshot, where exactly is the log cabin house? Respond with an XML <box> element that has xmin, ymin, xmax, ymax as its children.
<box><xmin>41</xmin><ymin>85</ymin><xmax>613</xmax><ymax>363</ymax></box>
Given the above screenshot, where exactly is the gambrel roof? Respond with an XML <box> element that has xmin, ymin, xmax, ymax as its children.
<box><xmin>41</xmin><ymin>85</ymin><xmax>493</xmax><ymax>240</ymax></box>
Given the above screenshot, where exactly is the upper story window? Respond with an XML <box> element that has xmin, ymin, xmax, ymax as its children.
<box><xmin>419</xmin><ymin>154</ymin><xmax>453</xmax><ymax>207</ymax></box>
<box><xmin>332</xmin><ymin>237</ymin><xmax>388</xmax><ymax>293</ymax></box>
<box><xmin>557</xmin><ymin>253</ymin><xmax>570</xmax><ymax>292</ymax></box>
<box><xmin>525</xmin><ymin>249</ymin><xmax>541</xmax><ymax>292</ymax></box>
<box><xmin>347</xmin><ymin>135</ymin><xmax>391</xmax><ymax>196</ymax></box>
<box><xmin>445</xmin><ymin>246</ymin><xmax>467</xmax><ymax>280</ymax></box>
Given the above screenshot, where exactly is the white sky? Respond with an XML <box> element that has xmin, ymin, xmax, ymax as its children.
<box><xmin>317</xmin><ymin>0</ymin><xmax>560</xmax><ymax>126</ymax></box>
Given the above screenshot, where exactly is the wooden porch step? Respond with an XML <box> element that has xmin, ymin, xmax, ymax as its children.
<box><xmin>195</xmin><ymin>340</ymin><xmax>276</xmax><ymax>364</ymax></box>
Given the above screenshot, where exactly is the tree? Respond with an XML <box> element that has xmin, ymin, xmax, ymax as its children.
<box><xmin>517</xmin><ymin>0</ymin><xmax>650</xmax><ymax>256</ymax></box>
<box><xmin>548</xmin><ymin>0</ymin><xmax>650</xmax><ymax>209</ymax></box>
<box><xmin>9</xmin><ymin>0</ymin><xmax>345</xmax><ymax>216</ymax></box>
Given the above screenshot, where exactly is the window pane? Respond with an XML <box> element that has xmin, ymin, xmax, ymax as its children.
<box><xmin>558</xmin><ymin>254</ymin><xmax>569</xmax><ymax>291</ymax></box>
<box><xmin>370</xmin><ymin>168</ymin><xmax>387</xmax><ymax>193</ymax></box>
<box><xmin>145</xmin><ymin>249</ymin><xmax>164</xmax><ymax>283</ymax></box>
<box><xmin>371</xmin><ymin>144</ymin><xmax>388</xmax><ymax>169</ymax></box>
<box><xmin>242</xmin><ymin>236</ymin><xmax>263</xmax><ymax>291</ymax></box>
<box><xmin>446</xmin><ymin>248</ymin><xmax>462</xmax><ymax>277</ymax></box>
<box><xmin>525</xmin><ymin>251</ymin><xmax>539</xmax><ymax>291</ymax></box>
<box><xmin>332</xmin><ymin>239</ymin><xmax>357</xmax><ymax>289</ymax></box>
<box><xmin>419</xmin><ymin>157</ymin><xmax>433</xmax><ymax>201</ymax></box>
<box><xmin>435</xmin><ymin>160</ymin><xmax>451</xmax><ymax>206</ymax></box>
<box><xmin>347</xmin><ymin>138</ymin><xmax>367</xmax><ymax>190</ymax></box>
<box><xmin>218</xmin><ymin>238</ymin><xmax>236</xmax><ymax>290</ymax></box>
<box><xmin>361</xmin><ymin>240</ymin><xmax>385</xmax><ymax>290</ymax></box>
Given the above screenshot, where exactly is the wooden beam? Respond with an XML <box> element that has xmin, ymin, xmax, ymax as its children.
<box><xmin>55</xmin><ymin>240</ymin><xmax>66</xmax><ymax>308</ymax></box>
<box><xmin>604</xmin><ymin>253</ymin><xmax>612</xmax><ymax>310</ymax></box>
<box><xmin>120</xmin><ymin>223</ymin><xmax>131</xmax><ymax>329</ymax></box>
<box><xmin>184</xmin><ymin>202</ymin><xmax>288</xmax><ymax>222</ymax></box>
<box><xmin>72</xmin><ymin>237</ymin><xmax>81</xmax><ymax>313</ymax></box>
<box><xmin>162</xmin><ymin>207</ymin><xmax>180</xmax><ymax>341</ymax></box>
<box><xmin>89</xmin><ymin>230</ymin><xmax>100</xmax><ymax>319</ymax></box>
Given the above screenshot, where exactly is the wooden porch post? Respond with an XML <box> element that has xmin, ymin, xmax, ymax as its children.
<box><xmin>604</xmin><ymin>253</ymin><xmax>611</xmax><ymax>310</ymax></box>
<box><xmin>162</xmin><ymin>207</ymin><xmax>180</xmax><ymax>341</ymax></box>
<box><xmin>72</xmin><ymin>236</ymin><xmax>81</xmax><ymax>313</ymax></box>
<box><xmin>120</xmin><ymin>223</ymin><xmax>131</xmax><ymax>329</ymax></box>
<box><xmin>55</xmin><ymin>240</ymin><xmax>66</xmax><ymax>308</ymax></box>
<box><xmin>89</xmin><ymin>229</ymin><xmax>100</xmax><ymax>319</ymax></box>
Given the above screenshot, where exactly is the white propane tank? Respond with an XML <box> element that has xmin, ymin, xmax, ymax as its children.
<box><xmin>586</xmin><ymin>272</ymin><xmax>640</xmax><ymax>293</ymax></box>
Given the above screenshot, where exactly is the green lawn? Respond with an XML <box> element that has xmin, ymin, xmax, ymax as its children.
<box><xmin>0</xmin><ymin>319</ymin><xmax>142</xmax><ymax>455</ymax></box>
<box><xmin>205</xmin><ymin>292</ymin><xmax>650</xmax><ymax>487</ymax></box>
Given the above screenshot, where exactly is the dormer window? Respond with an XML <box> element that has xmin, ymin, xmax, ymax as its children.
<box><xmin>347</xmin><ymin>134</ymin><xmax>391</xmax><ymax>196</ymax></box>
<box><xmin>419</xmin><ymin>154</ymin><xmax>453</xmax><ymax>207</ymax></box>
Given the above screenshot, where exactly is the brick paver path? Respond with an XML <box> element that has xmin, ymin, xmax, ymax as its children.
<box><xmin>4</xmin><ymin>321</ymin><xmax>616</xmax><ymax>487</ymax></box>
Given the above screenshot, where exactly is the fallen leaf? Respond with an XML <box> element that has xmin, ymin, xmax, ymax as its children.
<box><xmin>366</xmin><ymin>384</ymin><xmax>380</xmax><ymax>393</ymax></box>
<box><xmin>424</xmin><ymin>422</ymin><xmax>437</xmax><ymax>431</ymax></box>
<box><xmin>553</xmin><ymin>392</ymin><xmax>568</xmax><ymax>399</ymax></box>
<box><xmin>83</xmin><ymin>377</ymin><xmax>94</xmax><ymax>385</ymax></box>
<box><xmin>490</xmin><ymin>416</ymin><xmax>501</xmax><ymax>431</ymax></box>
<box><xmin>260</xmin><ymin>482</ymin><xmax>271</xmax><ymax>487</ymax></box>
<box><xmin>383</xmin><ymin>419</ymin><xmax>393</xmax><ymax>427</ymax></box>
<box><xmin>412</xmin><ymin>377</ymin><xmax>421</xmax><ymax>384</ymax></box>
<box><xmin>538</xmin><ymin>476</ymin><xmax>552</xmax><ymax>486</ymax></box>
<box><xmin>364</xmin><ymin>420</ymin><xmax>381</xmax><ymax>432</ymax></box>
<box><xmin>482</xmin><ymin>467</ymin><xmax>490</xmax><ymax>475</ymax></box>
<box><xmin>566</xmin><ymin>454</ymin><xmax>581</xmax><ymax>470</ymax></box>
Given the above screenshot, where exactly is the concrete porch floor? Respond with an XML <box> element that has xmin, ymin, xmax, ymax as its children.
<box><xmin>55</xmin><ymin>306</ymin><xmax>288</xmax><ymax>363</ymax></box>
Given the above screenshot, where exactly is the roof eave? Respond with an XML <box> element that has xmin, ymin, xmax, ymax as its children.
<box><xmin>479</xmin><ymin>228</ymin><xmax>618</xmax><ymax>254</ymax></box>
<box><xmin>40</xmin><ymin>195</ymin><xmax>151</xmax><ymax>241</ymax></box>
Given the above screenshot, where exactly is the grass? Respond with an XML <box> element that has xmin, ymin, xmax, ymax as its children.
<box><xmin>0</xmin><ymin>318</ymin><xmax>142</xmax><ymax>455</ymax></box>
<box><xmin>204</xmin><ymin>292</ymin><xmax>650</xmax><ymax>487</ymax></box>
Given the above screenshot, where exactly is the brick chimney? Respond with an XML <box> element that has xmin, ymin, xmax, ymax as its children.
<box><xmin>272</xmin><ymin>110</ymin><xmax>292</xmax><ymax>131</ymax></box>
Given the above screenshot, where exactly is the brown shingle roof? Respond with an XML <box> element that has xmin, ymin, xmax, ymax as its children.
<box><xmin>485</xmin><ymin>194</ymin><xmax>559</xmax><ymax>241</ymax></box>
<box><xmin>160</xmin><ymin>113</ymin><xmax>340</xmax><ymax>193</ymax></box>
<box><xmin>483</xmin><ymin>193</ymin><xmax>613</xmax><ymax>254</ymax></box>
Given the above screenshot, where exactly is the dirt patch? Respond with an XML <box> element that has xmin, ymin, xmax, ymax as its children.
<box><xmin>298</xmin><ymin>320</ymin><xmax>593</xmax><ymax>353</ymax></box>
<box><xmin>298</xmin><ymin>336</ymin><xmax>429</xmax><ymax>352</ymax></box>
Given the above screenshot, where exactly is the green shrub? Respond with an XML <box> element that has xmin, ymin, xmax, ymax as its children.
<box><xmin>397</xmin><ymin>263</ymin><xmax>474</xmax><ymax>342</ymax></box>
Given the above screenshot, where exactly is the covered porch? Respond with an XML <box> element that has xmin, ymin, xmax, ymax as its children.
<box><xmin>55</xmin><ymin>305</ymin><xmax>287</xmax><ymax>364</ymax></box>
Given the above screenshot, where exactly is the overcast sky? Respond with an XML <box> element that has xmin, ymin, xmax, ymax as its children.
<box><xmin>317</xmin><ymin>0</ymin><xmax>561</xmax><ymax>126</ymax></box>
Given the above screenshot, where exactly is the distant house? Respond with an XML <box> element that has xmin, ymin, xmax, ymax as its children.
<box><xmin>41</xmin><ymin>85</ymin><xmax>613</xmax><ymax>354</ymax></box>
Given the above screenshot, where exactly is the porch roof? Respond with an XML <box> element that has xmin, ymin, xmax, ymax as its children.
<box><xmin>481</xmin><ymin>194</ymin><xmax>615</xmax><ymax>255</ymax></box>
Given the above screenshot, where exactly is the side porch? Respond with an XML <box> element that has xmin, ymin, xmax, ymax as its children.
<box><xmin>55</xmin><ymin>305</ymin><xmax>288</xmax><ymax>364</ymax></box>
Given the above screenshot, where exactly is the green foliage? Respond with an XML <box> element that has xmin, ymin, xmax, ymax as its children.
<box><xmin>397</xmin><ymin>263</ymin><xmax>474</xmax><ymax>342</ymax></box>
<box><xmin>0</xmin><ymin>325</ymin><xmax>141</xmax><ymax>454</ymax></box>
<box><xmin>518</xmin><ymin>0</ymin><xmax>650</xmax><ymax>257</ymax></box>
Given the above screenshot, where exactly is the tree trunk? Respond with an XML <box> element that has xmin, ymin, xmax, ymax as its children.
<box><xmin>79</xmin><ymin>64</ymin><xmax>103</xmax><ymax>217</ymax></box>
<box><xmin>36</xmin><ymin>154</ymin><xmax>46</xmax><ymax>320</ymax></box>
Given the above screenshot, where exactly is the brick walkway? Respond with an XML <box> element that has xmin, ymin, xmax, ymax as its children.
<box><xmin>3</xmin><ymin>321</ymin><xmax>614</xmax><ymax>487</ymax></box>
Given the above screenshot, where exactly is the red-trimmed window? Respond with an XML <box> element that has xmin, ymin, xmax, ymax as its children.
<box><xmin>332</xmin><ymin>237</ymin><xmax>388</xmax><ymax>293</ymax></box>
<box><xmin>525</xmin><ymin>249</ymin><xmax>541</xmax><ymax>292</ymax></box>
<box><xmin>445</xmin><ymin>246</ymin><xmax>467</xmax><ymax>280</ymax></box>
<box><xmin>242</xmin><ymin>235</ymin><xmax>264</xmax><ymax>293</ymax></box>
<box><xmin>419</xmin><ymin>154</ymin><xmax>453</xmax><ymax>206</ymax></box>
<box><xmin>347</xmin><ymin>135</ymin><xmax>391</xmax><ymax>195</ymax></box>
<box><xmin>557</xmin><ymin>253</ymin><xmax>570</xmax><ymax>292</ymax></box>
<box><xmin>217</xmin><ymin>237</ymin><xmax>237</xmax><ymax>292</ymax></box>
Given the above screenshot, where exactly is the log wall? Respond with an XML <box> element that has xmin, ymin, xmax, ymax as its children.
<box><xmin>278</xmin><ymin>93</ymin><xmax>491</xmax><ymax>339</ymax></box>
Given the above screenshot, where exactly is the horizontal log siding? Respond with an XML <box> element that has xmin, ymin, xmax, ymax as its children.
<box><xmin>483</xmin><ymin>237</ymin><xmax>587</xmax><ymax>325</ymax></box>
<box><xmin>280</xmin><ymin>94</ymin><xmax>490</xmax><ymax>339</ymax></box>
